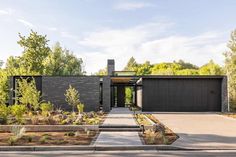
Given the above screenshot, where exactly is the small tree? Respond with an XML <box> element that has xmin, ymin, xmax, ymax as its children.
<box><xmin>15</xmin><ymin>78</ymin><xmax>41</xmax><ymax>111</ymax></box>
<box><xmin>65</xmin><ymin>85</ymin><xmax>80</xmax><ymax>112</ymax></box>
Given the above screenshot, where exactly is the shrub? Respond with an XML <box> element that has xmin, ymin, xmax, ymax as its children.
<box><xmin>65</xmin><ymin>85</ymin><xmax>80</xmax><ymax>112</ymax></box>
<box><xmin>11</xmin><ymin>104</ymin><xmax>26</xmax><ymax>124</ymax></box>
<box><xmin>77</xmin><ymin>103</ymin><xmax>84</xmax><ymax>115</ymax></box>
<box><xmin>64</xmin><ymin>132</ymin><xmax>75</xmax><ymax>137</ymax></box>
<box><xmin>40</xmin><ymin>102</ymin><xmax>53</xmax><ymax>116</ymax></box>
<box><xmin>11</xmin><ymin>126</ymin><xmax>26</xmax><ymax>139</ymax></box>
<box><xmin>15</xmin><ymin>78</ymin><xmax>41</xmax><ymax>111</ymax></box>
<box><xmin>8</xmin><ymin>136</ymin><xmax>18</xmax><ymax>146</ymax></box>
<box><xmin>0</xmin><ymin>104</ymin><xmax>9</xmax><ymax>124</ymax></box>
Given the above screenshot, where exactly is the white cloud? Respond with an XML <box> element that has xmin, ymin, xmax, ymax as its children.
<box><xmin>77</xmin><ymin>22</ymin><xmax>227</xmax><ymax>73</ymax></box>
<box><xmin>17</xmin><ymin>19</ymin><xmax>35</xmax><ymax>28</ymax></box>
<box><xmin>0</xmin><ymin>8</ymin><xmax>14</xmax><ymax>15</ymax></box>
<box><xmin>114</xmin><ymin>2</ymin><xmax>152</xmax><ymax>11</ymax></box>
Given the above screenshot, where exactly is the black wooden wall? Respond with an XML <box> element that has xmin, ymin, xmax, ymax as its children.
<box><xmin>142</xmin><ymin>77</ymin><xmax>222</xmax><ymax>112</ymax></box>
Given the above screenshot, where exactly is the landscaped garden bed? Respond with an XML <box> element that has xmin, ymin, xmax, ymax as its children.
<box><xmin>221</xmin><ymin>113</ymin><xmax>236</xmax><ymax>119</ymax></box>
<box><xmin>135</xmin><ymin>114</ymin><xmax>178</xmax><ymax>145</ymax></box>
<box><xmin>0</xmin><ymin>130</ymin><xmax>98</xmax><ymax>146</ymax></box>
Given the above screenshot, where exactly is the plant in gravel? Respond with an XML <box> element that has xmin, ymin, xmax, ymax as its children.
<box><xmin>65</xmin><ymin>85</ymin><xmax>81</xmax><ymax>112</ymax></box>
<box><xmin>8</xmin><ymin>126</ymin><xmax>26</xmax><ymax>145</ymax></box>
<box><xmin>39</xmin><ymin>134</ymin><xmax>51</xmax><ymax>144</ymax></box>
<box><xmin>39</xmin><ymin>136</ymin><xmax>47</xmax><ymax>144</ymax></box>
<box><xmin>75</xmin><ymin>131</ymin><xmax>80</xmax><ymax>137</ymax></box>
<box><xmin>11</xmin><ymin>126</ymin><xmax>26</xmax><ymax>139</ymax></box>
<box><xmin>26</xmin><ymin>136</ymin><xmax>33</xmax><ymax>142</ymax></box>
<box><xmin>10</xmin><ymin>104</ymin><xmax>26</xmax><ymax>124</ymax></box>
<box><xmin>8</xmin><ymin>136</ymin><xmax>18</xmax><ymax>146</ymax></box>
<box><xmin>144</xmin><ymin>129</ymin><xmax>156</xmax><ymax>144</ymax></box>
<box><xmin>64</xmin><ymin>132</ymin><xmax>75</xmax><ymax>137</ymax></box>
<box><xmin>31</xmin><ymin>116</ymin><xmax>40</xmax><ymax>125</ymax></box>
<box><xmin>40</xmin><ymin>102</ymin><xmax>53</xmax><ymax>116</ymax></box>
<box><xmin>0</xmin><ymin>104</ymin><xmax>9</xmax><ymax>124</ymax></box>
<box><xmin>77</xmin><ymin>103</ymin><xmax>84</xmax><ymax>115</ymax></box>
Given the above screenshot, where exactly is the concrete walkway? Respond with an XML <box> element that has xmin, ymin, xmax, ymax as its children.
<box><xmin>153</xmin><ymin>113</ymin><xmax>236</xmax><ymax>149</ymax></box>
<box><xmin>95</xmin><ymin>108</ymin><xmax>142</xmax><ymax>146</ymax></box>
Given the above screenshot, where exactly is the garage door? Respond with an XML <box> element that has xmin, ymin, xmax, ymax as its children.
<box><xmin>142</xmin><ymin>78</ymin><xmax>222</xmax><ymax>112</ymax></box>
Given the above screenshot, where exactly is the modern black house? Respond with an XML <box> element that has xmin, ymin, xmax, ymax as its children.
<box><xmin>9</xmin><ymin>59</ymin><xmax>229</xmax><ymax>112</ymax></box>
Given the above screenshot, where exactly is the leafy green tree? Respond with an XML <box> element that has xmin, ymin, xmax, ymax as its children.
<box><xmin>17</xmin><ymin>30</ymin><xmax>50</xmax><ymax>74</ymax></box>
<box><xmin>176</xmin><ymin>69</ymin><xmax>199</xmax><ymax>75</ymax></box>
<box><xmin>63</xmin><ymin>50</ymin><xmax>84</xmax><ymax>75</ymax></box>
<box><xmin>174</xmin><ymin>60</ymin><xmax>198</xmax><ymax>69</ymax></box>
<box><xmin>136</xmin><ymin>61</ymin><xmax>152</xmax><ymax>75</ymax></box>
<box><xmin>224</xmin><ymin>30</ymin><xmax>236</xmax><ymax>111</ymax></box>
<box><xmin>96</xmin><ymin>68</ymin><xmax>107</xmax><ymax>75</ymax></box>
<box><xmin>124</xmin><ymin>57</ymin><xmax>138</xmax><ymax>71</ymax></box>
<box><xmin>43</xmin><ymin>42</ymin><xmax>84</xmax><ymax>75</ymax></box>
<box><xmin>199</xmin><ymin>60</ymin><xmax>223</xmax><ymax>75</ymax></box>
<box><xmin>151</xmin><ymin>63</ymin><xmax>182</xmax><ymax>75</ymax></box>
<box><xmin>0</xmin><ymin>70</ymin><xmax>9</xmax><ymax>104</ymax></box>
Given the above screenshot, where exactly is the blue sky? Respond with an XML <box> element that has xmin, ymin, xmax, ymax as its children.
<box><xmin>0</xmin><ymin>0</ymin><xmax>236</xmax><ymax>74</ymax></box>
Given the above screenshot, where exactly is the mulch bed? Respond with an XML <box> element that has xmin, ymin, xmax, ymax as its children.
<box><xmin>222</xmin><ymin>113</ymin><xmax>236</xmax><ymax>119</ymax></box>
<box><xmin>138</xmin><ymin>114</ymin><xmax>179</xmax><ymax>145</ymax></box>
<box><xmin>0</xmin><ymin>131</ymin><xmax>98</xmax><ymax>146</ymax></box>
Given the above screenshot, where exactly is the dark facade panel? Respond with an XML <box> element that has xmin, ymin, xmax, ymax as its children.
<box><xmin>142</xmin><ymin>78</ymin><xmax>222</xmax><ymax>112</ymax></box>
<box><xmin>42</xmin><ymin>76</ymin><xmax>100</xmax><ymax>112</ymax></box>
<box><xmin>102</xmin><ymin>76</ymin><xmax>111</xmax><ymax>112</ymax></box>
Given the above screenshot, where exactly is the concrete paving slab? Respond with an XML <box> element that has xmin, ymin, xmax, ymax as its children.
<box><xmin>95</xmin><ymin>108</ymin><xmax>142</xmax><ymax>146</ymax></box>
<box><xmin>102</xmin><ymin>108</ymin><xmax>138</xmax><ymax>126</ymax></box>
<box><xmin>153</xmin><ymin>113</ymin><xmax>236</xmax><ymax>149</ymax></box>
<box><xmin>95</xmin><ymin>131</ymin><xmax>142</xmax><ymax>146</ymax></box>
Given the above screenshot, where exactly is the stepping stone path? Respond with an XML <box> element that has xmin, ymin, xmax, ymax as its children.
<box><xmin>94</xmin><ymin>108</ymin><xmax>143</xmax><ymax>146</ymax></box>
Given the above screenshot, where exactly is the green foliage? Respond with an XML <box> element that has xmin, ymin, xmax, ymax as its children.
<box><xmin>43</xmin><ymin>42</ymin><xmax>84</xmax><ymax>75</ymax></box>
<box><xmin>17</xmin><ymin>30</ymin><xmax>50</xmax><ymax>74</ymax></box>
<box><xmin>124</xmin><ymin>57</ymin><xmax>138</xmax><ymax>71</ymax></box>
<box><xmin>11</xmin><ymin>104</ymin><xmax>26</xmax><ymax>123</ymax></box>
<box><xmin>96</xmin><ymin>68</ymin><xmax>107</xmax><ymax>75</ymax></box>
<box><xmin>11</xmin><ymin>126</ymin><xmax>26</xmax><ymax>139</ymax></box>
<box><xmin>77</xmin><ymin>103</ymin><xmax>84</xmax><ymax>115</ymax></box>
<box><xmin>125</xmin><ymin>87</ymin><xmax>132</xmax><ymax>104</ymax></box>
<box><xmin>8</xmin><ymin>136</ymin><xmax>18</xmax><ymax>146</ymax></box>
<box><xmin>16</xmin><ymin>78</ymin><xmax>41</xmax><ymax>111</ymax></box>
<box><xmin>65</xmin><ymin>85</ymin><xmax>80</xmax><ymax>112</ymax></box>
<box><xmin>0</xmin><ymin>69</ymin><xmax>9</xmax><ymax>104</ymax></box>
<box><xmin>175</xmin><ymin>69</ymin><xmax>199</xmax><ymax>75</ymax></box>
<box><xmin>199</xmin><ymin>60</ymin><xmax>223</xmax><ymax>75</ymax></box>
<box><xmin>0</xmin><ymin>104</ymin><xmax>9</xmax><ymax>124</ymax></box>
<box><xmin>136</xmin><ymin>61</ymin><xmax>153</xmax><ymax>75</ymax></box>
<box><xmin>224</xmin><ymin>29</ymin><xmax>236</xmax><ymax>111</ymax></box>
<box><xmin>40</xmin><ymin>102</ymin><xmax>53</xmax><ymax>116</ymax></box>
<box><xmin>151</xmin><ymin>63</ymin><xmax>182</xmax><ymax>75</ymax></box>
<box><xmin>122</xmin><ymin>57</ymin><xmax>222</xmax><ymax>76</ymax></box>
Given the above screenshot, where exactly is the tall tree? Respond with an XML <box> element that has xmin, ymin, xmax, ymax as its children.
<box><xmin>224</xmin><ymin>30</ymin><xmax>236</xmax><ymax>111</ymax></box>
<box><xmin>124</xmin><ymin>57</ymin><xmax>138</xmax><ymax>71</ymax></box>
<box><xmin>17</xmin><ymin>30</ymin><xmax>50</xmax><ymax>74</ymax></box>
<box><xmin>199</xmin><ymin>60</ymin><xmax>223</xmax><ymax>75</ymax></box>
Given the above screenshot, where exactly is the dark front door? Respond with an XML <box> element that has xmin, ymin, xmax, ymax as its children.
<box><xmin>117</xmin><ymin>86</ymin><xmax>125</xmax><ymax>107</ymax></box>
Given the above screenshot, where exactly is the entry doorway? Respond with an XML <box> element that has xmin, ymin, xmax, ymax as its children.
<box><xmin>112</xmin><ymin>85</ymin><xmax>135</xmax><ymax>108</ymax></box>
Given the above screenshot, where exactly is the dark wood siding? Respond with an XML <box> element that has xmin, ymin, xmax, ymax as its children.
<box><xmin>142</xmin><ymin>78</ymin><xmax>222</xmax><ymax>112</ymax></box>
